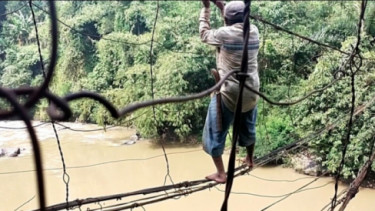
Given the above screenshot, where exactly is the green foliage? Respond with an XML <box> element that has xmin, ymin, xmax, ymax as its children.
<box><xmin>255</xmin><ymin>103</ymin><xmax>296</xmax><ymax>157</ymax></box>
<box><xmin>0</xmin><ymin>45</ymin><xmax>44</xmax><ymax>88</ymax></box>
<box><xmin>366</xmin><ymin>3</ymin><xmax>375</xmax><ymax>37</ymax></box>
<box><xmin>294</xmin><ymin>35</ymin><xmax>375</xmax><ymax>178</ymax></box>
<box><xmin>2</xmin><ymin>11</ymin><xmax>32</xmax><ymax>46</ymax></box>
<box><xmin>0</xmin><ymin>1</ymin><xmax>375</xmax><ymax>178</ymax></box>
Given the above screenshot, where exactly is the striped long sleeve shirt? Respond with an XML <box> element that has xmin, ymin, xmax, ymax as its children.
<box><xmin>199</xmin><ymin>7</ymin><xmax>260</xmax><ymax>112</ymax></box>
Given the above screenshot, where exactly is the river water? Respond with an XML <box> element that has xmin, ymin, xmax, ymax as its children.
<box><xmin>0</xmin><ymin>121</ymin><xmax>374</xmax><ymax>211</ymax></box>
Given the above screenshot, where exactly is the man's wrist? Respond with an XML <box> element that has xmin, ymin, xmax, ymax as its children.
<box><xmin>202</xmin><ymin>0</ymin><xmax>210</xmax><ymax>8</ymax></box>
<box><xmin>199</xmin><ymin>7</ymin><xmax>210</xmax><ymax>22</ymax></box>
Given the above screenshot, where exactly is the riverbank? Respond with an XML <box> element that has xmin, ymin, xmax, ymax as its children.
<box><xmin>283</xmin><ymin>149</ymin><xmax>375</xmax><ymax>189</ymax></box>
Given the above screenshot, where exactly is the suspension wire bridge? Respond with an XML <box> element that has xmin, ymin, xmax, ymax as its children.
<box><xmin>10</xmin><ymin>91</ymin><xmax>374</xmax><ymax>210</ymax></box>
<box><xmin>33</xmin><ymin>88</ymin><xmax>374</xmax><ymax>210</ymax></box>
<box><xmin>1</xmin><ymin>89</ymin><xmax>374</xmax><ymax>176</ymax></box>
<box><xmin>0</xmin><ymin>0</ymin><xmax>373</xmax><ymax>210</ymax></box>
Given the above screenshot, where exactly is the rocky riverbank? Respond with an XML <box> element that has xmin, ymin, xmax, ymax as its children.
<box><xmin>288</xmin><ymin>150</ymin><xmax>375</xmax><ymax>189</ymax></box>
<box><xmin>0</xmin><ymin>147</ymin><xmax>25</xmax><ymax>157</ymax></box>
<box><xmin>289</xmin><ymin>151</ymin><xmax>323</xmax><ymax>176</ymax></box>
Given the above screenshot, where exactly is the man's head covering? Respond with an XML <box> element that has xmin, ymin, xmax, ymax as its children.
<box><xmin>224</xmin><ymin>1</ymin><xmax>245</xmax><ymax>24</ymax></box>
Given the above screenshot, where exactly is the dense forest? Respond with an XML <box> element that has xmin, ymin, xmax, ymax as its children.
<box><xmin>0</xmin><ymin>1</ymin><xmax>374</xmax><ymax>179</ymax></box>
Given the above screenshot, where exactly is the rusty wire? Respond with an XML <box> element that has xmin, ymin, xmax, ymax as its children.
<box><xmin>0</xmin><ymin>149</ymin><xmax>202</xmax><ymax>176</ymax></box>
<box><xmin>54</xmin><ymin>122</ymin><xmax>116</xmax><ymax>132</ymax></box>
<box><xmin>29</xmin><ymin>1</ymin><xmax>46</xmax><ymax>78</ymax></box>
<box><xmin>14</xmin><ymin>195</ymin><xmax>36</xmax><ymax>211</ymax></box>
<box><xmin>37</xmin><ymin>164</ymin><xmax>246</xmax><ymax>210</ymax></box>
<box><xmin>215</xmin><ymin>181</ymin><xmax>333</xmax><ymax>198</ymax></box>
<box><xmin>261</xmin><ymin>176</ymin><xmax>324</xmax><ymax>211</ymax></box>
<box><xmin>29</xmin><ymin>0</ymin><xmax>70</xmax><ymax>207</ymax></box>
<box><xmin>150</xmin><ymin>0</ymin><xmax>159</xmax><ymax>125</ymax></box>
<box><xmin>51</xmin><ymin>123</ymin><xmax>70</xmax><ymax>206</ymax></box>
<box><xmin>321</xmin><ymin>189</ymin><xmax>348</xmax><ymax>211</ymax></box>
<box><xmin>248</xmin><ymin>173</ymin><xmax>312</xmax><ymax>183</ymax></box>
<box><xmin>91</xmin><ymin>186</ymin><xmax>199</xmax><ymax>211</ymax></box>
<box><xmin>0</xmin><ymin>120</ymin><xmax>115</xmax><ymax>131</ymax></box>
<box><xmin>0</xmin><ymin>3</ymin><xmax>26</xmax><ymax>17</ymax></box>
<box><xmin>249</xmin><ymin>14</ymin><xmax>350</xmax><ymax>56</ymax></box>
<box><xmin>98</xmin><ymin>179</ymin><xmax>334</xmax><ymax>211</ymax></box>
<box><xmin>258</xmin><ymin>22</ymin><xmax>272</xmax><ymax>146</ymax></box>
<box><xmin>148</xmin><ymin>0</ymin><xmax>174</xmax><ymax>186</ymax></box>
<box><xmin>288</xmin><ymin>36</ymin><xmax>297</xmax><ymax>126</ymax></box>
<box><xmin>36</xmin><ymin>179</ymin><xmax>213</xmax><ymax>211</ymax></box>
<box><xmin>330</xmin><ymin>0</ymin><xmax>367</xmax><ymax>210</ymax></box>
<box><xmin>0</xmin><ymin>121</ymin><xmax>48</xmax><ymax>129</ymax></box>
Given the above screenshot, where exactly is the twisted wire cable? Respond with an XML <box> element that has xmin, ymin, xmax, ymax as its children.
<box><xmin>29</xmin><ymin>0</ymin><xmax>71</xmax><ymax>207</ymax></box>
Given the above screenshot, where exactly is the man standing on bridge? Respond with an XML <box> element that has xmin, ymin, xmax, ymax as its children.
<box><xmin>199</xmin><ymin>0</ymin><xmax>260</xmax><ymax>183</ymax></box>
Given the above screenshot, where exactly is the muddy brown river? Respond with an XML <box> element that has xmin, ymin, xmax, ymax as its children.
<box><xmin>0</xmin><ymin>121</ymin><xmax>374</xmax><ymax>211</ymax></box>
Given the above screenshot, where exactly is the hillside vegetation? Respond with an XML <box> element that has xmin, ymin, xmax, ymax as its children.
<box><xmin>0</xmin><ymin>1</ymin><xmax>374</xmax><ymax>179</ymax></box>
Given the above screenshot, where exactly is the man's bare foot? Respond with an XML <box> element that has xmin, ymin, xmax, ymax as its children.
<box><xmin>242</xmin><ymin>155</ymin><xmax>254</xmax><ymax>168</ymax></box>
<box><xmin>206</xmin><ymin>172</ymin><xmax>227</xmax><ymax>183</ymax></box>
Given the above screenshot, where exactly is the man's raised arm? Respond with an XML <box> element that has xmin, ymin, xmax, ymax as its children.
<box><xmin>212</xmin><ymin>0</ymin><xmax>225</xmax><ymax>16</ymax></box>
<box><xmin>199</xmin><ymin>0</ymin><xmax>223</xmax><ymax>46</ymax></box>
